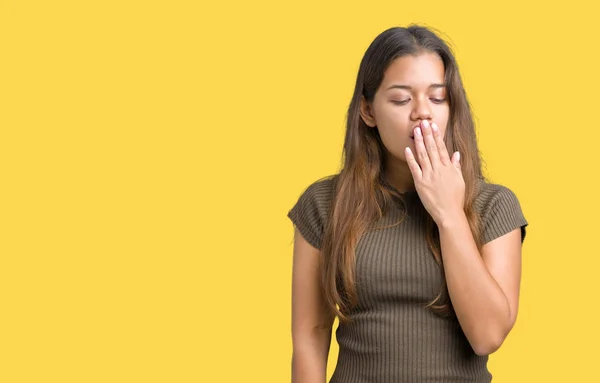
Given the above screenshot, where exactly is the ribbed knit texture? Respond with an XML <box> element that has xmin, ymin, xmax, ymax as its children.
<box><xmin>287</xmin><ymin>174</ymin><xmax>528</xmax><ymax>383</ymax></box>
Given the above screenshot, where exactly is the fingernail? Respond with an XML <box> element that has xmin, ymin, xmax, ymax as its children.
<box><xmin>422</xmin><ymin>120</ymin><xmax>430</xmax><ymax>128</ymax></box>
<box><xmin>431</xmin><ymin>122</ymin><xmax>438</xmax><ymax>131</ymax></box>
<box><xmin>415</xmin><ymin>127</ymin><xmax>422</xmax><ymax>136</ymax></box>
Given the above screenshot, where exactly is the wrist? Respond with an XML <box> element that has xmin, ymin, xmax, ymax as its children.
<box><xmin>436</xmin><ymin>210</ymin><xmax>468</xmax><ymax>230</ymax></box>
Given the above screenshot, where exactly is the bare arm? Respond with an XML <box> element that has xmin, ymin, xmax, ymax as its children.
<box><xmin>291</xmin><ymin>227</ymin><xmax>335</xmax><ymax>383</ymax></box>
<box><xmin>438</xmin><ymin>213</ymin><xmax>523</xmax><ymax>355</ymax></box>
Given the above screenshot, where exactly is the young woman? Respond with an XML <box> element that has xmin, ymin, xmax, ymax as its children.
<box><xmin>287</xmin><ymin>25</ymin><xmax>529</xmax><ymax>382</ymax></box>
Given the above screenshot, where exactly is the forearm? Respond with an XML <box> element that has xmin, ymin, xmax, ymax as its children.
<box><xmin>438</xmin><ymin>212</ymin><xmax>511</xmax><ymax>355</ymax></box>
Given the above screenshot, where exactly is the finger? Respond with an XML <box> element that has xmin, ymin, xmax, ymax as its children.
<box><xmin>452</xmin><ymin>151</ymin><xmax>461</xmax><ymax>168</ymax></box>
<box><xmin>431</xmin><ymin>122</ymin><xmax>450</xmax><ymax>166</ymax></box>
<box><xmin>404</xmin><ymin>147</ymin><xmax>422</xmax><ymax>179</ymax></box>
<box><xmin>413</xmin><ymin>127</ymin><xmax>432</xmax><ymax>173</ymax></box>
<box><xmin>422</xmin><ymin>121</ymin><xmax>441</xmax><ymax>168</ymax></box>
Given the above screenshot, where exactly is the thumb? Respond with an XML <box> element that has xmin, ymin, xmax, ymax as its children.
<box><xmin>453</xmin><ymin>151</ymin><xmax>461</xmax><ymax>168</ymax></box>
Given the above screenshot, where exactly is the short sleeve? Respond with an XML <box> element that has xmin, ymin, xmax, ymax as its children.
<box><xmin>476</xmin><ymin>183</ymin><xmax>529</xmax><ymax>245</ymax></box>
<box><xmin>287</xmin><ymin>176</ymin><xmax>336</xmax><ymax>250</ymax></box>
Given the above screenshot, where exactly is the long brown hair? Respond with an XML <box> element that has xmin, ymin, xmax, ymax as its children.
<box><xmin>320</xmin><ymin>25</ymin><xmax>487</xmax><ymax>326</ymax></box>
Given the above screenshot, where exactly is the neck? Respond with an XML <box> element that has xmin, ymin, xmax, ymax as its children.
<box><xmin>384</xmin><ymin>155</ymin><xmax>415</xmax><ymax>193</ymax></box>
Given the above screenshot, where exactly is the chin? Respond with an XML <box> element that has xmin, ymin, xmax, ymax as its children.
<box><xmin>389</xmin><ymin>150</ymin><xmax>409</xmax><ymax>164</ymax></box>
<box><xmin>383</xmin><ymin>142</ymin><xmax>411</xmax><ymax>164</ymax></box>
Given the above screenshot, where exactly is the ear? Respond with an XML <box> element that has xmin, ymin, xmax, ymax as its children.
<box><xmin>359</xmin><ymin>95</ymin><xmax>377</xmax><ymax>127</ymax></box>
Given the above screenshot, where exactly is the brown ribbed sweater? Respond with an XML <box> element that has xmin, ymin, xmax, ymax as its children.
<box><xmin>287</xmin><ymin>174</ymin><xmax>528</xmax><ymax>382</ymax></box>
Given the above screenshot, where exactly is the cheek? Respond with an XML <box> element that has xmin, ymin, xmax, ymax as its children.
<box><xmin>435</xmin><ymin>115</ymin><xmax>449</xmax><ymax>135</ymax></box>
<box><xmin>376</xmin><ymin>101</ymin><xmax>410</xmax><ymax>119</ymax></box>
<box><xmin>437</xmin><ymin>108</ymin><xmax>450</xmax><ymax>127</ymax></box>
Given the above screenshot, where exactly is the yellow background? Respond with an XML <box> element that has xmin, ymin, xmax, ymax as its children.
<box><xmin>1</xmin><ymin>0</ymin><xmax>598</xmax><ymax>382</ymax></box>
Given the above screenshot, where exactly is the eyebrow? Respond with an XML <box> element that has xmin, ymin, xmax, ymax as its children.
<box><xmin>385</xmin><ymin>83</ymin><xmax>446</xmax><ymax>91</ymax></box>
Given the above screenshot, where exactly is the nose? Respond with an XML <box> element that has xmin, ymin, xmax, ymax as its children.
<box><xmin>410</xmin><ymin>96</ymin><xmax>432</xmax><ymax>122</ymax></box>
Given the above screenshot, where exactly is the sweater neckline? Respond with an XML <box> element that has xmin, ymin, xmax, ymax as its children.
<box><xmin>386</xmin><ymin>184</ymin><xmax>419</xmax><ymax>198</ymax></box>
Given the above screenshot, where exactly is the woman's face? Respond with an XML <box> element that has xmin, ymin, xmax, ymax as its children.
<box><xmin>360</xmin><ymin>52</ymin><xmax>450</xmax><ymax>163</ymax></box>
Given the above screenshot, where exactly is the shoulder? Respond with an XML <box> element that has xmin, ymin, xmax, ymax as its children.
<box><xmin>474</xmin><ymin>179</ymin><xmax>529</xmax><ymax>244</ymax></box>
<box><xmin>291</xmin><ymin>174</ymin><xmax>338</xmax><ymax>215</ymax></box>
<box><xmin>286</xmin><ymin>174</ymin><xmax>338</xmax><ymax>249</ymax></box>
<box><xmin>300</xmin><ymin>174</ymin><xmax>338</xmax><ymax>203</ymax></box>
<box><xmin>474</xmin><ymin>181</ymin><xmax>522</xmax><ymax>212</ymax></box>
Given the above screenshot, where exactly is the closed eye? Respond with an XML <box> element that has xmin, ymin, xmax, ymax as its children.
<box><xmin>391</xmin><ymin>98</ymin><xmax>446</xmax><ymax>105</ymax></box>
